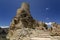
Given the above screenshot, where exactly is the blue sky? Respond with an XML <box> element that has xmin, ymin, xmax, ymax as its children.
<box><xmin>0</xmin><ymin>0</ymin><xmax>60</xmax><ymax>26</ymax></box>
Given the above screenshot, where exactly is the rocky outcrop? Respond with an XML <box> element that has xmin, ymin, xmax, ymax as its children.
<box><xmin>6</xmin><ymin>2</ymin><xmax>48</xmax><ymax>40</ymax></box>
<box><xmin>9</xmin><ymin>3</ymin><xmax>38</xmax><ymax>29</ymax></box>
<box><xmin>50</xmin><ymin>22</ymin><xmax>60</xmax><ymax>36</ymax></box>
<box><xmin>0</xmin><ymin>28</ymin><xmax>8</xmax><ymax>34</ymax></box>
<box><xmin>6</xmin><ymin>2</ymin><xmax>60</xmax><ymax>40</ymax></box>
<box><xmin>0</xmin><ymin>28</ymin><xmax>8</xmax><ymax>40</ymax></box>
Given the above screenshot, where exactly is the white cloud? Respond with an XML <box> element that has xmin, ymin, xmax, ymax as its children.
<box><xmin>46</xmin><ymin>8</ymin><xmax>49</xmax><ymax>10</ymax></box>
<box><xmin>45</xmin><ymin>22</ymin><xmax>52</xmax><ymax>25</ymax></box>
<box><xmin>0</xmin><ymin>26</ymin><xmax>9</xmax><ymax>28</ymax></box>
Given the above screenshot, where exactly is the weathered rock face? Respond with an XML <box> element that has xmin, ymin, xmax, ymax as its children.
<box><xmin>7</xmin><ymin>28</ymin><xmax>51</xmax><ymax>40</ymax></box>
<box><xmin>0</xmin><ymin>28</ymin><xmax>8</xmax><ymax>40</ymax></box>
<box><xmin>50</xmin><ymin>22</ymin><xmax>60</xmax><ymax>36</ymax></box>
<box><xmin>6</xmin><ymin>2</ymin><xmax>47</xmax><ymax>40</ymax></box>
<box><xmin>6</xmin><ymin>2</ymin><xmax>39</xmax><ymax>40</ymax></box>
<box><xmin>9</xmin><ymin>2</ymin><xmax>37</xmax><ymax>29</ymax></box>
<box><xmin>6</xmin><ymin>2</ymin><xmax>60</xmax><ymax>40</ymax></box>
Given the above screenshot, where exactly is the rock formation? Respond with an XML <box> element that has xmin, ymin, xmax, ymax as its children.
<box><xmin>50</xmin><ymin>22</ymin><xmax>60</xmax><ymax>36</ymax></box>
<box><xmin>6</xmin><ymin>2</ymin><xmax>47</xmax><ymax>40</ymax></box>
<box><xmin>9</xmin><ymin>2</ymin><xmax>37</xmax><ymax>29</ymax></box>
<box><xmin>6</xmin><ymin>2</ymin><xmax>60</xmax><ymax>40</ymax></box>
<box><xmin>0</xmin><ymin>28</ymin><xmax>8</xmax><ymax>40</ymax></box>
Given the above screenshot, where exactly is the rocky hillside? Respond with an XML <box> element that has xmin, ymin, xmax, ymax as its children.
<box><xmin>0</xmin><ymin>27</ymin><xmax>8</xmax><ymax>40</ymax></box>
<box><xmin>6</xmin><ymin>2</ymin><xmax>60</xmax><ymax>40</ymax></box>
